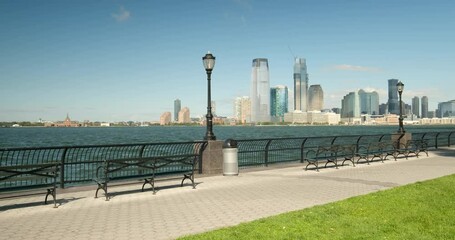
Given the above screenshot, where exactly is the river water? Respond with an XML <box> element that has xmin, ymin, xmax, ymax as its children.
<box><xmin>1</xmin><ymin>125</ymin><xmax>454</xmax><ymax>148</ymax></box>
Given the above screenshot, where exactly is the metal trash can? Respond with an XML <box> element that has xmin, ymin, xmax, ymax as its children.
<box><xmin>222</xmin><ymin>139</ymin><xmax>238</xmax><ymax>176</ymax></box>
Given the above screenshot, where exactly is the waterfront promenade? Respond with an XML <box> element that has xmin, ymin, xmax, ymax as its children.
<box><xmin>1</xmin><ymin>147</ymin><xmax>455</xmax><ymax>240</ymax></box>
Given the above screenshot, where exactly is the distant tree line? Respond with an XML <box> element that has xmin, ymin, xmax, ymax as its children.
<box><xmin>0</xmin><ymin>122</ymin><xmax>45</xmax><ymax>127</ymax></box>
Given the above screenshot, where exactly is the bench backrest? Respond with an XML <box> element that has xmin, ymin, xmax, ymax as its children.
<box><xmin>98</xmin><ymin>155</ymin><xmax>197</xmax><ymax>181</ymax></box>
<box><xmin>0</xmin><ymin>162</ymin><xmax>59</xmax><ymax>191</ymax></box>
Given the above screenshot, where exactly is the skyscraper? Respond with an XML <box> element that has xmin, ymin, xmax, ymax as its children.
<box><xmin>294</xmin><ymin>58</ymin><xmax>309</xmax><ymax>112</ymax></box>
<box><xmin>358</xmin><ymin>90</ymin><xmax>379</xmax><ymax>115</ymax></box>
<box><xmin>178</xmin><ymin>107</ymin><xmax>190</xmax><ymax>123</ymax></box>
<box><xmin>160</xmin><ymin>112</ymin><xmax>171</xmax><ymax>125</ymax></box>
<box><xmin>388</xmin><ymin>79</ymin><xmax>399</xmax><ymax>114</ymax></box>
<box><xmin>421</xmin><ymin>96</ymin><xmax>429</xmax><ymax>118</ymax></box>
<box><xmin>251</xmin><ymin>58</ymin><xmax>270</xmax><ymax>122</ymax></box>
<box><xmin>438</xmin><ymin>100</ymin><xmax>455</xmax><ymax>118</ymax></box>
<box><xmin>270</xmin><ymin>85</ymin><xmax>288</xmax><ymax>120</ymax></box>
<box><xmin>412</xmin><ymin>96</ymin><xmax>420</xmax><ymax>118</ymax></box>
<box><xmin>341</xmin><ymin>91</ymin><xmax>360</xmax><ymax>118</ymax></box>
<box><xmin>174</xmin><ymin>99</ymin><xmax>181</xmax><ymax>122</ymax></box>
<box><xmin>234</xmin><ymin>96</ymin><xmax>251</xmax><ymax>124</ymax></box>
<box><xmin>308</xmin><ymin>84</ymin><xmax>323</xmax><ymax>111</ymax></box>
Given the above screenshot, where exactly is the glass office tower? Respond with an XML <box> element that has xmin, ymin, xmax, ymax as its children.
<box><xmin>358</xmin><ymin>90</ymin><xmax>379</xmax><ymax>115</ymax></box>
<box><xmin>341</xmin><ymin>91</ymin><xmax>360</xmax><ymax>118</ymax></box>
<box><xmin>438</xmin><ymin>100</ymin><xmax>455</xmax><ymax>118</ymax></box>
<box><xmin>251</xmin><ymin>58</ymin><xmax>271</xmax><ymax>123</ymax></box>
<box><xmin>270</xmin><ymin>85</ymin><xmax>289</xmax><ymax>119</ymax></box>
<box><xmin>174</xmin><ymin>99</ymin><xmax>181</xmax><ymax>122</ymax></box>
<box><xmin>388</xmin><ymin>79</ymin><xmax>399</xmax><ymax>114</ymax></box>
<box><xmin>294</xmin><ymin>58</ymin><xmax>309</xmax><ymax>112</ymax></box>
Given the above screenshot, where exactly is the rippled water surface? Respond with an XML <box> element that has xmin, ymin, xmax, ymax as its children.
<box><xmin>1</xmin><ymin>125</ymin><xmax>454</xmax><ymax>148</ymax></box>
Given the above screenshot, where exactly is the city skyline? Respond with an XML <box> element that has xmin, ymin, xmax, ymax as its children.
<box><xmin>1</xmin><ymin>1</ymin><xmax>454</xmax><ymax>122</ymax></box>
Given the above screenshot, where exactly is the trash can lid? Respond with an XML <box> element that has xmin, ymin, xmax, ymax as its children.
<box><xmin>223</xmin><ymin>139</ymin><xmax>238</xmax><ymax>148</ymax></box>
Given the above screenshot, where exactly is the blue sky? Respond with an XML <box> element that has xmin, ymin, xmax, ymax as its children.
<box><xmin>1</xmin><ymin>0</ymin><xmax>454</xmax><ymax>122</ymax></box>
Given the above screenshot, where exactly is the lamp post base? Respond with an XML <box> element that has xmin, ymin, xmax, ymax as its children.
<box><xmin>204</xmin><ymin>135</ymin><xmax>216</xmax><ymax>141</ymax></box>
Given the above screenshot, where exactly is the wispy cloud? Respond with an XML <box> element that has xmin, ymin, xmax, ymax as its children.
<box><xmin>112</xmin><ymin>6</ymin><xmax>131</xmax><ymax>22</ymax></box>
<box><xmin>331</xmin><ymin>64</ymin><xmax>381</xmax><ymax>72</ymax></box>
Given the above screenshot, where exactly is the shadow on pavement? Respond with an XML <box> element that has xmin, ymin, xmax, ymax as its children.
<box><xmin>431</xmin><ymin>148</ymin><xmax>455</xmax><ymax>157</ymax></box>
<box><xmin>0</xmin><ymin>196</ymin><xmax>85</xmax><ymax>212</ymax></box>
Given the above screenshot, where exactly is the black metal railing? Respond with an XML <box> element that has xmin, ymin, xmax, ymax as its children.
<box><xmin>236</xmin><ymin>131</ymin><xmax>455</xmax><ymax>168</ymax></box>
<box><xmin>0</xmin><ymin>141</ymin><xmax>207</xmax><ymax>189</ymax></box>
<box><xmin>1</xmin><ymin>130</ymin><xmax>454</xmax><ymax>190</ymax></box>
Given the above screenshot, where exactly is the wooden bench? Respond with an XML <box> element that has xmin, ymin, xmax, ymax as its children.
<box><xmin>0</xmin><ymin>162</ymin><xmax>59</xmax><ymax>208</ymax></box>
<box><xmin>416</xmin><ymin>139</ymin><xmax>429</xmax><ymax>157</ymax></box>
<box><xmin>304</xmin><ymin>144</ymin><xmax>356</xmax><ymax>171</ymax></box>
<box><xmin>356</xmin><ymin>142</ymin><xmax>389</xmax><ymax>164</ymax></box>
<box><xmin>379</xmin><ymin>141</ymin><xmax>399</xmax><ymax>161</ymax></box>
<box><xmin>94</xmin><ymin>155</ymin><xmax>197</xmax><ymax>201</ymax></box>
<box><xmin>336</xmin><ymin>144</ymin><xmax>357</xmax><ymax>167</ymax></box>
<box><xmin>395</xmin><ymin>139</ymin><xmax>429</xmax><ymax>159</ymax></box>
<box><xmin>304</xmin><ymin>146</ymin><xmax>331</xmax><ymax>172</ymax></box>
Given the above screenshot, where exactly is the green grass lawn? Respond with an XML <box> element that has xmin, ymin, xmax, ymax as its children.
<box><xmin>180</xmin><ymin>174</ymin><xmax>455</xmax><ymax>240</ymax></box>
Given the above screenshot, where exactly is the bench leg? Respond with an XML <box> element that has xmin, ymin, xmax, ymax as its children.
<box><xmin>95</xmin><ymin>183</ymin><xmax>109</xmax><ymax>201</ymax></box>
<box><xmin>356</xmin><ymin>155</ymin><xmax>368</xmax><ymax>165</ymax></box>
<box><xmin>181</xmin><ymin>174</ymin><xmax>195</xmax><ymax>189</ymax></box>
<box><xmin>304</xmin><ymin>161</ymin><xmax>319</xmax><ymax>172</ymax></box>
<box><xmin>342</xmin><ymin>158</ymin><xmax>355</xmax><ymax>167</ymax></box>
<box><xmin>324</xmin><ymin>159</ymin><xmax>338</xmax><ymax>169</ymax></box>
<box><xmin>142</xmin><ymin>178</ymin><xmax>153</xmax><ymax>192</ymax></box>
<box><xmin>151</xmin><ymin>178</ymin><xmax>156</xmax><ymax>195</ymax></box>
<box><xmin>45</xmin><ymin>188</ymin><xmax>58</xmax><ymax>208</ymax></box>
<box><xmin>422</xmin><ymin>150</ymin><xmax>428</xmax><ymax>157</ymax></box>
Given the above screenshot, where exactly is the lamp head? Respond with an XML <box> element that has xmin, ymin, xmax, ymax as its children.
<box><xmin>203</xmin><ymin>52</ymin><xmax>215</xmax><ymax>71</ymax></box>
<box><xmin>396</xmin><ymin>81</ymin><xmax>404</xmax><ymax>93</ymax></box>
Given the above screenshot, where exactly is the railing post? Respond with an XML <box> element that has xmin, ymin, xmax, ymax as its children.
<box><xmin>421</xmin><ymin>133</ymin><xmax>427</xmax><ymax>141</ymax></box>
<box><xmin>300</xmin><ymin>138</ymin><xmax>308</xmax><ymax>163</ymax></box>
<box><xmin>435</xmin><ymin>133</ymin><xmax>440</xmax><ymax>149</ymax></box>
<box><xmin>265</xmin><ymin>140</ymin><xmax>273</xmax><ymax>167</ymax></box>
<box><xmin>199</xmin><ymin>142</ymin><xmax>207</xmax><ymax>174</ymax></box>
<box><xmin>138</xmin><ymin>144</ymin><xmax>146</xmax><ymax>158</ymax></box>
<box><xmin>60</xmin><ymin>147</ymin><xmax>68</xmax><ymax>189</ymax></box>
<box><xmin>449</xmin><ymin>132</ymin><xmax>454</xmax><ymax>147</ymax></box>
<box><xmin>356</xmin><ymin>136</ymin><xmax>363</xmax><ymax>153</ymax></box>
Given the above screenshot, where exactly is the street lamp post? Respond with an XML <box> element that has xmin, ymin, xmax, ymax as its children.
<box><xmin>203</xmin><ymin>52</ymin><xmax>216</xmax><ymax>140</ymax></box>
<box><xmin>397</xmin><ymin>81</ymin><xmax>405</xmax><ymax>134</ymax></box>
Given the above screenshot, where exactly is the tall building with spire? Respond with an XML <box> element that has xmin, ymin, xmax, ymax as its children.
<box><xmin>294</xmin><ymin>58</ymin><xmax>309</xmax><ymax>112</ymax></box>
<box><xmin>250</xmin><ymin>58</ymin><xmax>270</xmax><ymax>122</ymax></box>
